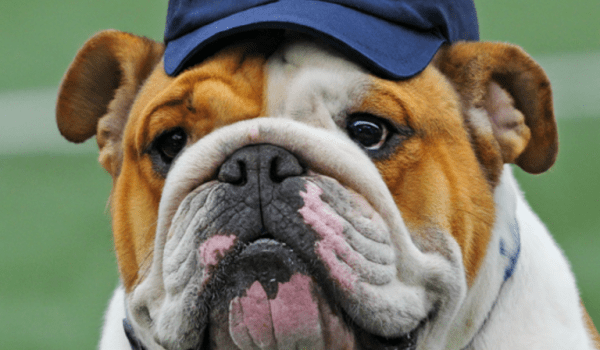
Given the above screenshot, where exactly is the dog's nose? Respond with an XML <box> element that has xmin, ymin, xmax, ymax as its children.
<box><xmin>218</xmin><ymin>144</ymin><xmax>304</xmax><ymax>185</ymax></box>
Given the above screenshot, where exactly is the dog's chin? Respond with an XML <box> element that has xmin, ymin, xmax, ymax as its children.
<box><xmin>183</xmin><ymin>238</ymin><xmax>426</xmax><ymax>350</ymax></box>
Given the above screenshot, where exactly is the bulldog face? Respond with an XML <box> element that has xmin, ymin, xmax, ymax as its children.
<box><xmin>57</xmin><ymin>31</ymin><xmax>556</xmax><ymax>349</ymax></box>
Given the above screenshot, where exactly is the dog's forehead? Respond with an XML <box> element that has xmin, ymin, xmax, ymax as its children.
<box><xmin>129</xmin><ymin>39</ymin><xmax>465</xmax><ymax>150</ymax></box>
<box><xmin>265</xmin><ymin>40</ymin><xmax>465</xmax><ymax>138</ymax></box>
<box><xmin>273</xmin><ymin>40</ymin><xmax>366</xmax><ymax>72</ymax></box>
<box><xmin>265</xmin><ymin>40</ymin><xmax>372</xmax><ymax>126</ymax></box>
<box><xmin>126</xmin><ymin>40</ymin><xmax>375</xmax><ymax>153</ymax></box>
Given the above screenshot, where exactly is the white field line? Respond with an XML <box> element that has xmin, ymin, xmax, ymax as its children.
<box><xmin>0</xmin><ymin>52</ymin><xmax>598</xmax><ymax>155</ymax></box>
<box><xmin>0</xmin><ymin>88</ymin><xmax>98</xmax><ymax>155</ymax></box>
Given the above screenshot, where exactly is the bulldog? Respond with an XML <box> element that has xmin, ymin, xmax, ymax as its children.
<box><xmin>56</xmin><ymin>30</ymin><xmax>600</xmax><ymax>349</ymax></box>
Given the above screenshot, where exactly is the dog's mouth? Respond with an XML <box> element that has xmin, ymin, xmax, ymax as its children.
<box><xmin>192</xmin><ymin>237</ymin><xmax>426</xmax><ymax>350</ymax></box>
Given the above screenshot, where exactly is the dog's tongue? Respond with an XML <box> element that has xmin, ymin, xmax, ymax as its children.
<box><xmin>210</xmin><ymin>273</ymin><xmax>355</xmax><ymax>349</ymax></box>
<box><xmin>230</xmin><ymin>274</ymin><xmax>322</xmax><ymax>349</ymax></box>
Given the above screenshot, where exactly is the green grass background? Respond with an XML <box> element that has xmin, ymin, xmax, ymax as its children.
<box><xmin>1</xmin><ymin>1</ymin><xmax>598</xmax><ymax>349</ymax></box>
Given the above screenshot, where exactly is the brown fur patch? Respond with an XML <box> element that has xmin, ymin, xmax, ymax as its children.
<box><xmin>360</xmin><ymin>66</ymin><xmax>495</xmax><ymax>285</ymax></box>
<box><xmin>112</xmin><ymin>43</ymin><xmax>271</xmax><ymax>290</ymax></box>
<box><xmin>582</xmin><ymin>301</ymin><xmax>600</xmax><ymax>349</ymax></box>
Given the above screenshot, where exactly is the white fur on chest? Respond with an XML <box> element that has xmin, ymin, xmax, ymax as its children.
<box><xmin>448</xmin><ymin>166</ymin><xmax>594</xmax><ymax>350</ymax></box>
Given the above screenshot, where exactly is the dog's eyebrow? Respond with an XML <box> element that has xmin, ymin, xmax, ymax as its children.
<box><xmin>355</xmin><ymin>84</ymin><xmax>410</xmax><ymax>126</ymax></box>
<box><xmin>185</xmin><ymin>95</ymin><xmax>196</xmax><ymax>113</ymax></box>
<box><xmin>135</xmin><ymin>97</ymin><xmax>187</xmax><ymax>155</ymax></box>
<box><xmin>144</xmin><ymin>98</ymin><xmax>185</xmax><ymax>118</ymax></box>
<box><xmin>138</xmin><ymin>78</ymin><xmax>199</xmax><ymax>122</ymax></box>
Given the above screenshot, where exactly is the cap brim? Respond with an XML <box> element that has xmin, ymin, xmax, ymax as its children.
<box><xmin>164</xmin><ymin>1</ymin><xmax>446</xmax><ymax>79</ymax></box>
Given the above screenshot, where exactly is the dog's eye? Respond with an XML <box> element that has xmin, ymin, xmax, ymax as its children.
<box><xmin>347</xmin><ymin>115</ymin><xmax>389</xmax><ymax>150</ymax></box>
<box><xmin>154</xmin><ymin>128</ymin><xmax>187</xmax><ymax>164</ymax></box>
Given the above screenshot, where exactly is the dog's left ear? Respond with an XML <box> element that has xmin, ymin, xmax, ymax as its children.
<box><xmin>56</xmin><ymin>30</ymin><xmax>164</xmax><ymax>176</ymax></box>
<box><xmin>435</xmin><ymin>42</ymin><xmax>558</xmax><ymax>181</ymax></box>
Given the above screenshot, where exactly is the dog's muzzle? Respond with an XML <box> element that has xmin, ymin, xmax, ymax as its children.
<box><xmin>150</xmin><ymin>144</ymin><xmax>422</xmax><ymax>349</ymax></box>
<box><xmin>196</xmin><ymin>144</ymin><xmax>325</xmax><ymax>348</ymax></box>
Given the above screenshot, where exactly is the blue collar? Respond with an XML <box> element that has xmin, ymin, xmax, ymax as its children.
<box><xmin>461</xmin><ymin>218</ymin><xmax>521</xmax><ymax>350</ymax></box>
<box><xmin>123</xmin><ymin>318</ymin><xmax>147</xmax><ymax>350</ymax></box>
<box><xmin>500</xmin><ymin>219</ymin><xmax>521</xmax><ymax>282</ymax></box>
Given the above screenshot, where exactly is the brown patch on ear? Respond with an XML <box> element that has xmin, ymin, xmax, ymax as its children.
<box><xmin>434</xmin><ymin>42</ymin><xmax>558</xmax><ymax>178</ymax></box>
<box><xmin>56</xmin><ymin>30</ymin><xmax>164</xmax><ymax>176</ymax></box>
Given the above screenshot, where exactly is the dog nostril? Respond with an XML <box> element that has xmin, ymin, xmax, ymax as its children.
<box><xmin>218</xmin><ymin>160</ymin><xmax>247</xmax><ymax>185</ymax></box>
<box><xmin>270</xmin><ymin>154</ymin><xmax>304</xmax><ymax>183</ymax></box>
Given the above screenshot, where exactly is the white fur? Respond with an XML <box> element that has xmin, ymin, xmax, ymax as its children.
<box><xmin>445</xmin><ymin>166</ymin><xmax>595</xmax><ymax>349</ymax></box>
<box><xmin>454</xmin><ymin>166</ymin><xmax>594</xmax><ymax>349</ymax></box>
<box><xmin>99</xmin><ymin>286</ymin><xmax>130</xmax><ymax>350</ymax></box>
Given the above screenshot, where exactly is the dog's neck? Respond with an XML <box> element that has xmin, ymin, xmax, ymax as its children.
<box><xmin>446</xmin><ymin>164</ymin><xmax>522</xmax><ymax>348</ymax></box>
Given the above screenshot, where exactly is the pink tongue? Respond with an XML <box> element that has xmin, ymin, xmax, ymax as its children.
<box><xmin>229</xmin><ymin>274</ymin><xmax>324</xmax><ymax>349</ymax></box>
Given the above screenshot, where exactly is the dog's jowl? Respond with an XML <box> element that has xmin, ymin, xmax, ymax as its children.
<box><xmin>56</xmin><ymin>6</ymin><xmax>599</xmax><ymax>350</ymax></box>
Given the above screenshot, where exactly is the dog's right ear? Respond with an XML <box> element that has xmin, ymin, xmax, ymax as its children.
<box><xmin>56</xmin><ymin>30</ymin><xmax>164</xmax><ymax>176</ymax></box>
<box><xmin>434</xmin><ymin>42</ymin><xmax>558</xmax><ymax>184</ymax></box>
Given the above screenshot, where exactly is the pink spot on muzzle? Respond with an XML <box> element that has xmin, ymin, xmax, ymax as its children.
<box><xmin>248</xmin><ymin>126</ymin><xmax>260</xmax><ymax>140</ymax></box>
<box><xmin>199</xmin><ymin>234</ymin><xmax>236</xmax><ymax>267</ymax></box>
<box><xmin>298</xmin><ymin>183</ymin><xmax>359</xmax><ymax>291</ymax></box>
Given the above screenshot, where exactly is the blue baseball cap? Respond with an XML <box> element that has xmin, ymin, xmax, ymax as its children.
<box><xmin>164</xmin><ymin>0</ymin><xmax>479</xmax><ymax>79</ymax></box>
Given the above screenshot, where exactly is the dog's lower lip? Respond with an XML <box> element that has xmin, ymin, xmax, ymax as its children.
<box><xmin>354</xmin><ymin>319</ymin><xmax>424</xmax><ymax>350</ymax></box>
<box><xmin>202</xmin><ymin>234</ymin><xmax>310</xmax><ymax>308</ymax></box>
<box><xmin>349</xmin><ymin>305</ymin><xmax>435</xmax><ymax>350</ymax></box>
